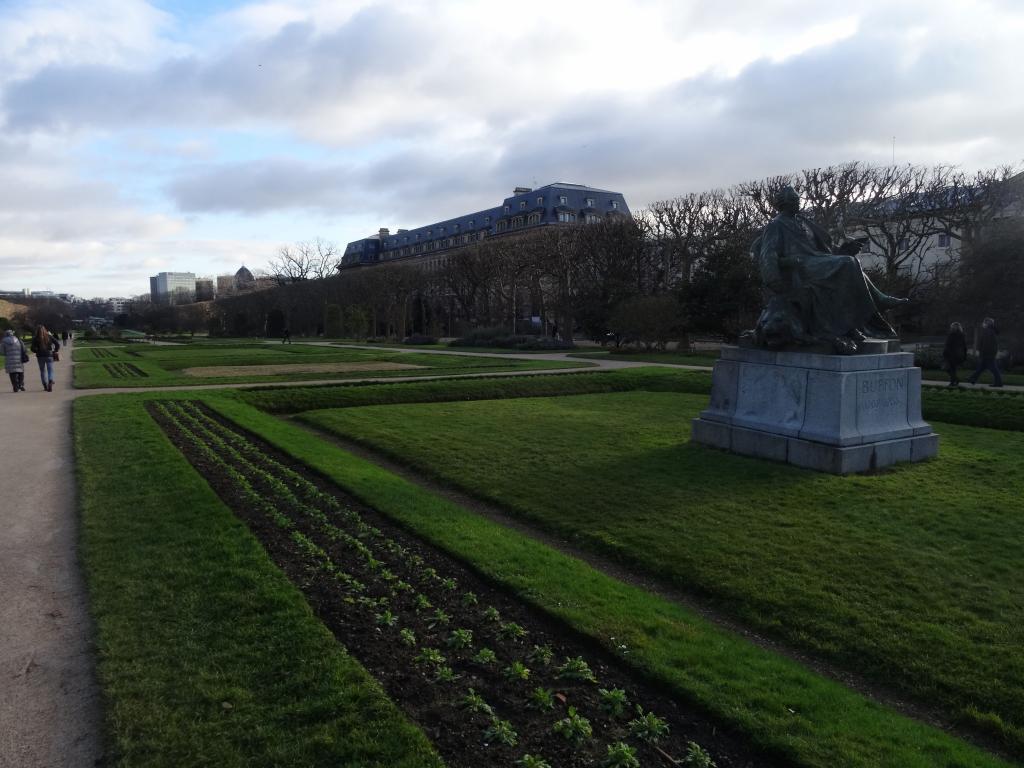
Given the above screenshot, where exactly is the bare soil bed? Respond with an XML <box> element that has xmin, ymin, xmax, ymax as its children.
<box><xmin>147</xmin><ymin>399</ymin><xmax>778</xmax><ymax>768</ymax></box>
<box><xmin>182</xmin><ymin>361</ymin><xmax>425</xmax><ymax>377</ymax></box>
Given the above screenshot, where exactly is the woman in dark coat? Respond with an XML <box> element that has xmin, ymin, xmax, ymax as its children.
<box><xmin>30</xmin><ymin>325</ymin><xmax>60</xmax><ymax>392</ymax></box>
<box><xmin>2</xmin><ymin>329</ymin><xmax>27</xmax><ymax>392</ymax></box>
<box><xmin>942</xmin><ymin>322</ymin><xmax>967</xmax><ymax>387</ymax></box>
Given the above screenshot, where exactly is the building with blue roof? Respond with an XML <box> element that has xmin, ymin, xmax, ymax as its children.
<box><xmin>340</xmin><ymin>182</ymin><xmax>631</xmax><ymax>269</ymax></box>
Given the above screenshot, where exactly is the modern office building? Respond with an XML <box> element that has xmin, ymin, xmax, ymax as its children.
<box><xmin>340</xmin><ymin>182</ymin><xmax>630</xmax><ymax>269</ymax></box>
<box><xmin>149</xmin><ymin>272</ymin><xmax>197</xmax><ymax>305</ymax></box>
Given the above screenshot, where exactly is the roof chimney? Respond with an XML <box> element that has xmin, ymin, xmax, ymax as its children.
<box><xmin>379</xmin><ymin>228</ymin><xmax>390</xmax><ymax>238</ymax></box>
<box><xmin>513</xmin><ymin>186</ymin><xmax>531</xmax><ymax>195</ymax></box>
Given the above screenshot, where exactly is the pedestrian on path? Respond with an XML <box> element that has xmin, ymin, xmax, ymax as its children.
<box><xmin>942</xmin><ymin>322</ymin><xmax>967</xmax><ymax>387</ymax></box>
<box><xmin>30</xmin><ymin>325</ymin><xmax>60</xmax><ymax>392</ymax></box>
<box><xmin>2</xmin><ymin>329</ymin><xmax>28</xmax><ymax>392</ymax></box>
<box><xmin>968</xmin><ymin>317</ymin><xmax>1004</xmax><ymax>388</ymax></box>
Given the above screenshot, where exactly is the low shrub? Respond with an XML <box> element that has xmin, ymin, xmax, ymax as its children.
<box><xmin>402</xmin><ymin>334</ymin><xmax>437</xmax><ymax>345</ymax></box>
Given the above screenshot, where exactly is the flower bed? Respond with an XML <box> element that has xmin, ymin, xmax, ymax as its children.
<box><xmin>146</xmin><ymin>399</ymin><xmax>771</xmax><ymax>768</ymax></box>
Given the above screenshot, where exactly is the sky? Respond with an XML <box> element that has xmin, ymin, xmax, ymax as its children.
<box><xmin>0</xmin><ymin>0</ymin><xmax>1022</xmax><ymax>299</ymax></box>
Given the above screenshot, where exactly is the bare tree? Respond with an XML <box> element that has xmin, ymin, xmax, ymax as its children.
<box><xmin>267</xmin><ymin>237</ymin><xmax>341</xmax><ymax>284</ymax></box>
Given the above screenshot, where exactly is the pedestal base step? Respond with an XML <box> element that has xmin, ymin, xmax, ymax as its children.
<box><xmin>692</xmin><ymin>418</ymin><xmax>938</xmax><ymax>475</ymax></box>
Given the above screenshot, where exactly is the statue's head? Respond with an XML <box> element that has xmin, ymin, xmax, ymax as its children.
<box><xmin>773</xmin><ymin>185</ymin><xmax>800</xmax><ymax>215</ymax></box>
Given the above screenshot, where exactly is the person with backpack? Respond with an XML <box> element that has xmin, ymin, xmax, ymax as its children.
<box><xmin>2</xmin><ymin>329</ymin><xmax>28</xmax><ymax>392</ymax></box>
<box><xmin>30</xmin><ymin>325</ymin><xmax>60</xmax><ymax>392</ymax></box>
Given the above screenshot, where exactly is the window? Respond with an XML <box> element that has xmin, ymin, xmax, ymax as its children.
<box><xmin>938</xmin><ymin>233</ymin><xmax>951</xmax><ymax>247</ymax></box>
<box><xmin>519</xmin><ymin>201</ymin><xmax>527</xmax><ymax>210</ymax></box>
<box><xmin>439</xmin><ymin>226</ymin><xmax>445</xmax><ymax>234</ymax></box>
<box><xmin>584</xmin><ymin>213</ymin><xmax>600</xmax><ymax>224</ymax></box>
<box><xmin>453</xmin><ymin>223</ymin><xmax>460</xmax><ymax>232</ymax></box>
<box><xmin>559</xmin><ymin>195</ymin><xmax>567</xmax><ymax>205</ymax></box>
<box><xmin>484</xmin><ymin>216</ymin><xmax>491</xmax><ymax>224</ymax></box>
<box><xmin>537</xmin><ymin>197</ymin><xmax>544</xmax><ymax>205</ymax></box>
<box><xmin>558</xmin><ymin>211</ymin><xmax>576</xmax><ymax>223</ymax></box>
<box><xmin>528</xmin><ymin>212</ymin><xmax>541</xmax><ymax>225</ymax></box>
<box><xmin>497</xmin><ymin>220</ymin><xmax>508</xmax><ymax>232</ymax></box>
<box><xmin>585</xmin><ymin>198</ymin><xmax>594</xmax><ymax>207</ymax></box>
<box><xmin>468</xmin><ymin>219</ymin><xmax>475</xmax><ymax>228</ymax></box>
<box><xmin>611</xmin><ymin>200</ymin><xmax>619</xmax><ymax>209</ymax></box>
<box><xmin>503</xmin><ymin>206</ymin><xmax>509</xmax><ymax>214</ymax></box>
<box><xmin>898</xmin><ymin>237</ymin><xmax>909</xmax><ymax>251</ymax></box>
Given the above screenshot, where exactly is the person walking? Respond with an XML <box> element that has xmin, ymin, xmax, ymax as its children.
<box><xmin>282</xmin><ymin>328</ymin><xmax>291</xmax><ymax>344</ymax></box>
<box><xmin>2</xmin><ymin>329</ymin><xmax>28</xmax><ymax>392</ymax></box>
<box><xmin>30</xmin><ymin>325</ymin><xmax>60</xmax><ymax>392</ymax></box>
<box><xmin>942</xmin><ymin>322</ymin><xmax>968</xmax><ymax>387</ymax></box>
<box><xmin>968</xmin><ymin>317</ymin><xmax>1003</xmax><ymax>388</ymax></box>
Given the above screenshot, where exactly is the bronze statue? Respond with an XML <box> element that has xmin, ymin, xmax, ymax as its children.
<box><xmin>751</xmin><ymin>185</ymin><xmax>907</xmax><ymax>354</ymax></box>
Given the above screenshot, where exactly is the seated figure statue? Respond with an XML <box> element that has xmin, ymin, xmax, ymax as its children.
<box><xmin>751</xmin><ymin>185</ymin><xmax>907</xmax><ymax>354</ymax></box>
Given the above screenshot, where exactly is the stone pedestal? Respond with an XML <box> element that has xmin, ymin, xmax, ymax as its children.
<box><xmin>691</xmin><ymin>346</ymin><xmax>938</xmax><ymax>474</ymax></box>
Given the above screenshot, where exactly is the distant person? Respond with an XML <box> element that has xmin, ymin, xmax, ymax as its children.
<box><xmin>61</xmin><ymin>330</ymin><xmax>69</xmax><ymax>345</ymax></box>
<box><xmin>2</xmin><ymin>329</ymin><xmax>27</xmax><ymax>392</ymax></box>
<box><xmin>30</xmin><ymin>324</ymin><xmax>60</xmax><ymax>392</ymax></box>
<box><xmin>968</xmin><ymin>317</ymin><xmax>1003</xmax><ymax>388</ymax></box>
<box><xmin>942</xmin><ymin>322</ymin><xmax>967</xmax><ymax>387</ymax></box>
<box><xmin>282</xmin><ymin>328</ymin><xmax>291</xmax><ymax>344</ymax></box>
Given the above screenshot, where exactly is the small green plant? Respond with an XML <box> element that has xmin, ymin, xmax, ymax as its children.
<box><xmin>447</xmin><ymin>628</ymin><xmax>474</xmax><ymax>650</ymax></box>
<box><xmin>440</xmin><ymin>577</ymin><xmax>457</xmax><ymax>591</ymax></box>
<box><xmin>422</xmin><ymin>566</ymin><xmax>439</xmax><ymax>581</ymax></box>
<box><xmin>461</xmin><ymin>688</ymin><xmax>493</xmax><ymax>716</ymax></box>
<box><xmin>472</xmin><ymin>647</ymin><xmax>498</xmax><ymax>665</ymax></box>
<box><xmin>462</xmin><ymin>590</ymin><xmax>479</xmax><ymax>606</ymax></box>
<box><xmin>516</xmin><ymin>755</ymin><xmax>552</xmax><ymax>768</ymax></box>
<box><xmin>629</xmin><ymin>707</ymin><xmax>669</xmax><ymax>744</ymax></box>
<box><xmin>503</xmin><ymin>661</ymin><xmax>531</xmax><ymax>681</ymax></box>
<box><xmin>602</xmin><ymin>742</ymin><xmax>640</xmax><ymax>768</ymax></box>
<box><xmin>483</xmin><ymin>606</ymin><xmax>501</xmax><ymax>622</ymax></box>
<box><xmin>414</xmin><ymin>594</ymin><xmax>432</xmax><ymax>611</ymax></box>
<box><xmin>527</xmin><ymin>686</ymin><xmax>555</xmax><ymax>710</ymax></box>
<box><xmin>553</xmin><ymin>706</ymin><xmax>592</xmax><ymax>746</ymax></box>
<box><xmin>683</xmin><ymin>741</ymin><xmax>717</xmax><ymax>767</ymax></box>
<box><xmin>498</xmin><ymin>621</ymin><xmax>527</xmax><ymax>641</ymax></box>
<box><xmin>414</xmin><ymin>647</ymin><xmax>445</xmax><ymax>667</ymax></box>
<box><xmin>434</xmin><ymin>665</ymin><xmax>459</xmax><ymax>683</ymax></box>
<box><xmin>599</xmin><ymin>687</ymin><xmax>630</xmax><ymax>717</ymax></box>
<box><xmin>557</xmin><ymin>656</ymin><xmax>597</xmax><ymax>683</ymax></box>
<box><xmin>374</xmin><ymin>609</ymin><xmax>397</xmax><ymax>628</ymax></box>
<box><xmin>485</xmin><ymin>717</ymin><xmax>519</xmax><ymax>747</ymax></box>
<box><xmin>526</xmin><ymin>644</ymin><xmax>554</xmax><ymax>667</ymax></box>
<box><xmin>399</xmin><ymin>628</ymin><xmax>417</xmax><ymax>647</ymax></box>
<box><xmin>430</xmin><ymin>608</ymin><xmax>451</xmax><ymax>627</ymax></box>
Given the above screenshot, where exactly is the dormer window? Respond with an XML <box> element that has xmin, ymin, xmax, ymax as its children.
<box><xmin>585</xmin><ymin>198</ymin><xmax>595</xmax><ymax>207</ymax></box>
<box><xmin>519</xmin><ymin>201</ymin><xmax>527</xmax><ymax>210</ymax></box>
<box><xmin>484</xmin><ymin>216</ymin><xmax>491</xmax><ymax>224</ymax></box>
<box><xmin>559</xmin><ymin>195</ymin><xmax>567</xmax><ymax>205</ymax></box>
<box><xmin>503</xmin><ymin>206</ymin><xmax>509</xmax><ymax>214</ymax></box>
<box><xmin>454</xmin><ymin>223</ymin><xmax>460</xmax><ymax>232</ymax></box>
<box><xmin>537</xmin><ymin>197</ymin><xmax>544</xmax><ymax>205</ymax></box>
<box><xmin>611</xmin><ymin>200</ymin><xmax>619</xmax><ymax>209</ymax></box>
<box><xmin>469</xmin><ymin>219</ymin><xmax>475</xmax><ymax>228</ymax></box>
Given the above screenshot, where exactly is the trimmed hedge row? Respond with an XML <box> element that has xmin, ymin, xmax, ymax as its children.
<box><xmin>237</xmin><ymin>368</ymin><xmax>712</xmax><ymax>415</ymax></box>
<box><xmin>239</xmin><ymin>366</ymin><xmax>1024</xmax><ymax>433</ymax></box>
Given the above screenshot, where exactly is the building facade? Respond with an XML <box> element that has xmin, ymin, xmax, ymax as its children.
<box><xmin>340</xmin><ymin>182</ymin><xmax>630</xmax><ymax>269</ymax></box>
<box><xmin>149</xmin><ymin>272</ymin><xmax>197</xmax><ymax>305</ymax></box>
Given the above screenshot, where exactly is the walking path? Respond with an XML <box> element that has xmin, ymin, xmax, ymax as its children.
<box><xmin>0</xmin><ymin>346</ymin><xmax>103</xmax><ymax>768</ymax></box>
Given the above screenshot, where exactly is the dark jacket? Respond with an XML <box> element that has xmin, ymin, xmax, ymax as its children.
<box><xmin>942</xmin><ymin>330</ymin><xmax>967</xmax><ymax>364</ymax></box>
<box><xmin>978</xmin><ymin>326</ymin><xmax>998</xmax><ymax>361</ymax></box>
<box><xmin>30</xmin><ymin>334</ymin><xmax>60</xmax><ymax>359</ymax></box>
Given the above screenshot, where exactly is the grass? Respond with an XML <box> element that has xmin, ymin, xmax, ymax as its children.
<box><xmin>74</xmin><ymin>392</ymin><xmax>443</xmax><ymax>768</ymax></box>
<box><xmin>297</xmin><ymin>390</ymin><xmax>1024</xmax><ymax>754</ymax></box>
<box><xmin>208</xmin><ymin>394</ymin><xmax>1011</xmax><ymax>768</ymax></box>
<box><xmin>570</xmin><ymin>349</ymin><xmax>721</xmax><ymax>367</ymax></box>
<box><xmin>71</xmin><ymin>341</ymin><xmax>588</xmax><ymax>388</ymax></box>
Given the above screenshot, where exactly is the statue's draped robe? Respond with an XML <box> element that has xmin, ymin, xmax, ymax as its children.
<box><xmin>758</xmin><ymin>214</ymin><xmax>881</xmax><ymax>339</ymax></box>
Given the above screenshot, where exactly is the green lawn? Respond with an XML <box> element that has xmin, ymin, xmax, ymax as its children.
<box><xmin>214</xmin><ymin>395</ymin><xmax>1011</xmax><ymax>768</ymax></box>
<box><xmin>74</xmin><ymin>392</ymin><xmax>443</xmax><ymax>768</ymax></box>
<box><xmin>71</xmin><ymin>341</ymin><xmax>588</xmax><ymax>388</ymax></box>
<box><xmin>299</xmin><ymin>390</ymin><xmax>1024</xmax><ymax>754</ymax></box>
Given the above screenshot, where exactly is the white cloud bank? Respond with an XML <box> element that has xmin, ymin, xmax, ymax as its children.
<box><xmin>0</xmin><ymin>0</ymin><xmax>1022</xmax><ymax>296</ymax></box>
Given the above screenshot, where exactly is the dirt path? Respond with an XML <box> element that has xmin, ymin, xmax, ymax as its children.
<box><xmin>0</xmin><ymin>345</ymin><xmax>103</xmax><ymax>768</ymax></box>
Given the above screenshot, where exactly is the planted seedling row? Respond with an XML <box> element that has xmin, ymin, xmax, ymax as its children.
<box><xmin>103</xmin><ymin>362</ymin><xmax>148</xmax><ymax>378</ymax></box>
<box><xmin>148</xmin><ymin>400</ymin><xmax>767</xmax><ymax>768</ymax></box>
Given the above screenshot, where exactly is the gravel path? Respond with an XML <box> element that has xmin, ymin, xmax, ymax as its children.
<box><xmin>0</xmin><ymin>345</ymin><xmax>103</xmax><ymax>768</ymax></box>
